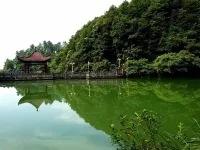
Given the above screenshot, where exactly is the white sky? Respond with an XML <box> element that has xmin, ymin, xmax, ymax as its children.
<box><xmin>0</xmin><ymin>0</ymin><xmax>129</xmax><ymax>69</ymax></box>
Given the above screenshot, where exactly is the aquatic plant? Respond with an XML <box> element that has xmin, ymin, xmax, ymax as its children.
<box><xmin>110</xmin><ymin>110</ymin><xmax>200</xmax><ymax>150</ymax></box>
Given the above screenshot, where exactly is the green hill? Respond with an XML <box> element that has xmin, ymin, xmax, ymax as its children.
<box><xmin>49</xmin><ymin>0</ymin><xmax>200</xmax><ymax>76</ymax></box>
<box><xmin>3</xmin><ymin>0</ymin><xmax>200</xmax><ymax>77</ymax></box>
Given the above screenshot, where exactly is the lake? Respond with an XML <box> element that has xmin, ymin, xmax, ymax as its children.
<box><xmin>0</xmin><ymin>78</ymin><xmax>200</xmax><ymax>150</ymax></box>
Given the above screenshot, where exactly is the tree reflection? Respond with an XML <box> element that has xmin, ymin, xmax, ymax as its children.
<box><xmin>1</xmin><ymin>79</ymin><xmax>200</xmax><ymax>136</ymax></box>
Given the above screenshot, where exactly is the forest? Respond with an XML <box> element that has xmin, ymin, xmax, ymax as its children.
<box><xmin>3</xmin><ymin>0</ymin><xmax>200</xmax><ymax>77</ymax></box>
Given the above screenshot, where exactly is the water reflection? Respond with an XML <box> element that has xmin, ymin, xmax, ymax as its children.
<box><xmin>2</xmin><ymin>79</ymin><xmax>200</xmax><ymax>112</ymax></box>
<box><xmin>0</xmin><ymin>79</ymin><xmax>200</xmax><ymax>149</ymax></box>
<box><xmin>15</xmin><ymin>82</ymin><xmax>62</xmax><ymax>111</ymax></box>
<box><xmin>0</xmin><ymin>81</ymin><xmax>114</xmax><ymax>150</ymax></box>
<box><xmin>70</xmin><ymin>84</ymin><xmax>75</xmax><ymax>96</ymax></box>
<box><xmin>18</xmin><ymin>85</ymin><xmax>50</xmax><ymax>111</ymax></box>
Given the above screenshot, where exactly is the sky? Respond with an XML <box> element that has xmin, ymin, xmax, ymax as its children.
<box><xmin>0</xmin><ymin>0</ymin><xmax>129</xmax><ymax>69</ymax></box>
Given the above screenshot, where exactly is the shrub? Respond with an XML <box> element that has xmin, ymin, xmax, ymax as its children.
<box><xmin>125</xmin><ymin>59</ymin><xmax>155</xmax><ymax>76</ymax></box>
<box><xmin>110</xmin><ymin>110</ymin><xmax>200</xmax><ymax>150</ymax></box>
<box><xmin>153</xmin><ymin>51</ymin><xmax>200</xmax><ymax>75</ymax></box>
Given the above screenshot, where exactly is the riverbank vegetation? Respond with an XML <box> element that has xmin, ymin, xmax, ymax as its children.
<box><xmin>110</xmin><ymin>110</ymin><xmax>200</xmax><ymax>150</ymax></box>
<box><xmin>3</xmin><ymin>0</ymin><xmax>200</xmax><ymax>77</ymax></box>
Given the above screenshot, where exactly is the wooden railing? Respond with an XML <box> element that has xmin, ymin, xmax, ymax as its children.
<box><xmin>0</xmin><ymin>70</ymin><xmax>125</xmax><ymax>81</ymax></box>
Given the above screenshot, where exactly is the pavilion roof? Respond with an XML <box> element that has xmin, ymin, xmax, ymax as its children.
<box><xmin>17</xmin><ymin>49</ymin><xmax>51</xmax><ymax>62</ymax></box>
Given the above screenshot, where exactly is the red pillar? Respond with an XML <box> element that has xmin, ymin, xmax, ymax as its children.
<box><xmin>44</xmin><ymin>64</ymin><xmax>47</xmax><ymax>73</ymax></box>
<box><xmin>24</xmin><ymin>63</ymin><xmax>27</xmax><ymax>73</ymax></box>
<box><xmin>28</xmin><ymin>65</ymin><xmax>30</xmax><ymax>73</ymax></box>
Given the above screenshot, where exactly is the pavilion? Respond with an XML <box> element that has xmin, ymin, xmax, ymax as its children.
<box><xmin>17</xmin><ymin>48</ymin><xmax>51</xmax><ymax>73</ymax></box>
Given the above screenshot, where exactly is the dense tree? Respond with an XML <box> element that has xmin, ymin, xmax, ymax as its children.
<box><xmin>3</xmin><ymin>59</ymin><xmax>15</xmax><ymax>71</ymax></box>
<box><xmin>47</xmin><ymin>0</ymin><xmax>200</xmax><ymax>76</ymax></box>
<box><xmin>125</xmin><ymin>59</ymin><xmax>154</xmax><ymax>76</ymax></box>
<box><xmin>3</xmin><ymin>0</ymin><xmax>200</xmax><ymax>76</ymax></box>
<box><xmin>153</xmin><ymin>50</ymin><xmax>200</xmax><ymax>76</ymax></box>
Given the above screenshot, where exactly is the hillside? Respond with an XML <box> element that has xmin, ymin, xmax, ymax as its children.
<box><xmin>49</xmin><ymin>0</ymin><xmax>200</xmax><ymax>76</ymax></box>
<box><xmin>4</xmin><ymin>0</ymin><xmax>200</xmax><ymax>77</ymax></box>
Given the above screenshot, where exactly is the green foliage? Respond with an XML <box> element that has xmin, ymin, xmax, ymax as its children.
<box><xmin>153</xmin><ymin>50</ymin><xmax>200</xmax><ymax>75</ymax></box>
<box><xmin>4</xmin><ymin>0</ymin><xmax>200</xmax><ymax>76</ymax></box>
<box><xmin>110</xmin><ymin>110</ymin><xmax>200</xmax><ymax>150</ymax></box>
<box><xmin>3</xmin><ymin>59</ymin><xmax>15</xmax><ymax>71</ymax></box>
<box><xmin>110</xmin><ymin>110</ymin><xmax>162</xmax><ymax>150</ymax></box>
<box><xmin>48</xmin><ymin>0</ymin><xmax>200</xmax><ymax>76</ymax></box>
<box><xmin>125</xmin><ymin>59</ymin><xmax>155</xmax><ymax>76</ymax></box>
<box><xmin>91</xmin><ymin>60</ymin><xmax>111</xmax><ymax>71</ymax></box>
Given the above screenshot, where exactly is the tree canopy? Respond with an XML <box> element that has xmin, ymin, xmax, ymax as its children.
<box><xmin>3</xmin><ymin>0</ymin><xmax>200</xmax><ymax>76</ymax></box>
<box><xmin>48</xmin><ymin>0</ymin><xmax>200</xmax><ymax>76</ymax></box>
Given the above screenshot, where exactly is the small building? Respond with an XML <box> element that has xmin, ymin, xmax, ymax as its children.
<box><xmin>17</xmin><ymin>48</ymin><xmax>51</xmax><ymax>73</ymax></box>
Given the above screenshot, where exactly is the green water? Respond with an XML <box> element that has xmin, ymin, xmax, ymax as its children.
<box><xmin>0</xmin><ymin>78</ymin><xmax>200</xmax><ymax>150</ymax></box>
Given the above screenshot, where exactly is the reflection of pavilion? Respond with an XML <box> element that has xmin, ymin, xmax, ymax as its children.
<box><xmin>18</xmin><ymin>83</ymin><xmax>56</xmax><ymax>111</ymax></box>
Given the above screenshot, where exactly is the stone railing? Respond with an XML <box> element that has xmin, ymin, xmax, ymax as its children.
<box><xmin>0</xmin><ymin>71</ymin><xmax>125</xmax><ymax>81</ymax></box>
<box><xmin>0</xmin><ymin>72</ymin><xmax>53</xmax><ymax>81</ymax></box>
